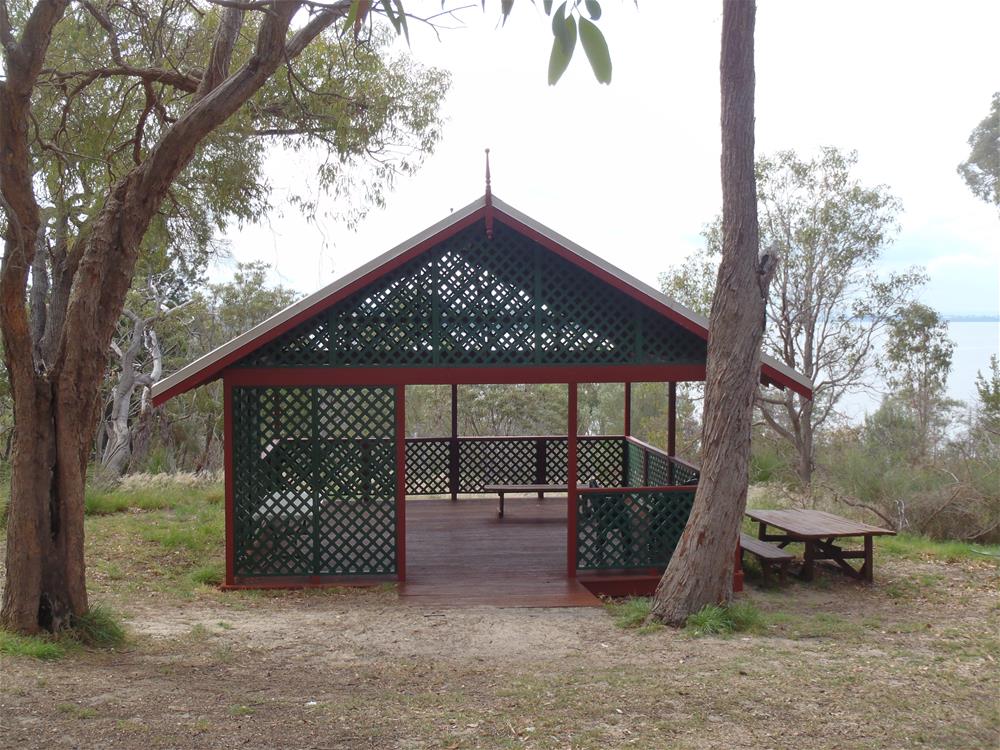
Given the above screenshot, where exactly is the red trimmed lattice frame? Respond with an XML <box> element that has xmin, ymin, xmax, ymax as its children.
<box><xmin>218</xmin><ymin>367</ymin><xmax>744</xmax><ymax>591</ymax></box>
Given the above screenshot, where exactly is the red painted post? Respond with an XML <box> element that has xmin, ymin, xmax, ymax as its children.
<box><xmin>567</xmin><ymin>382</ymin><xmax>578</xmax><ymax>577</ymax></box>
<box><xmin>623</xmin><ymin>381</ymin><xmax>632</xmax><ymax>436</ymax></box>
<box><xmin>222</xmin><ymin>377</ymin><xmax>235</xmax><ymax>587</ymax></box>
<box><xmin>733</xmin><ymin>544</ymin><xmax>744</xmax><ymax>593</ymax></box>
<box><xmin>449</xmin><ymin>383</ymin><xmax>459</xmax><ymax>501</ymax></box>
<box><xmin>396</xmin><ymin>385</ymin><xmax>407</xmax><ymax>581</ymax></box>
<box><xmin>667</xmin><ymin>381</ymin><xmax>677</xmax><ymax>484</ymax></box>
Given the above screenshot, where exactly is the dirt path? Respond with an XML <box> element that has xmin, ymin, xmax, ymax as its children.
<box><xmin>2</xmin><ymin>558</ymin><xmax>998</xmax><ymax>750</ymax></box>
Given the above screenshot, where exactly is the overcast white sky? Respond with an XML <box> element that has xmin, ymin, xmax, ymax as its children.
<box><xmin>220</xmin><ymin>0</ymin><xmax>1000</xmax><ymax>318</ymax></box>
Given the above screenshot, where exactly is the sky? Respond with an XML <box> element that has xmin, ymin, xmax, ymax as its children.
<box><xmin>220</xmin><ymin>0</ymin><xmax>1000</xmax><ymax>320</ymax></box>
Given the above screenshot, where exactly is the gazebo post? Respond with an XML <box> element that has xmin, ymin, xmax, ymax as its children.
<box><xmin>222</xmin><ymin>377</ymin><xmax>235</xmax><ymax>587</ymax></box>
<box><xmin>567</xmin><ymin>382</ymin><xmax>578</xmax><ymax>578</ymax></box>
<box><xmin>449</xmin><ymin>383</ymin><xmax>459</xmax><ymax>502</ymax></box>
<box><xmin>667</xmin><ymin>381</ymin><xmax>677</xmax><ymax>484</ymax></box>
<box><xmin>623</xmin><ymin>381</ymin><xmax>632</xmax><ymax>437</ymax></box>
<box><xmin>396</xmin><ymin>385</ymin><xmax>407</xmax><ymax>582</ymax></box>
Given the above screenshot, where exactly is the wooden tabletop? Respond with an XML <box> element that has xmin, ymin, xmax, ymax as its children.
<box><xmin>745</xmin><ymin>508</ymin><xmax>895</xmax><ymax>539</ymax></box>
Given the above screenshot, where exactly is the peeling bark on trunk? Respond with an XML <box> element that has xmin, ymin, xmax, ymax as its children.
<box><xmin>651</xmin><ymin>0</ymin><xmax>774</xmax><ymax>626</ymax></box>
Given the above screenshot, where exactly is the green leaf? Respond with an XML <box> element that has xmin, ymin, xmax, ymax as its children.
<box><xmin>578</xmin><ymin>17</ymin><xmax>612</xmax><ymax>84</ymax></box>
<box><xmin>551</xmin><ymin>3</ymin><xmax>576</xmax><ymax>57</ymax></box>
<box><xmin>393</xmin><ymin>0</ymin><xmax>410</xmax><ymax>44</ymax></box>
<box><xmin>543</xmin><ymin>0</ymin><xmax>554</xmax><ymax>15</ymax></box>
<box><xmin>547</xmin><ymin>16</ymin><xmax>577</xmax><ymax>85</ymax></box>
<box><xmin>585</xmin><ymin>0</ymin><xmax>602</xmax><ymax>20</ymax></box>
<box><xmin>501</xmin><ymin>0</ymin><xmax>514</xmax><ymax>24</ymax></box>
<box><xmin>551</xmin><ymin>2</ymin><xmax>567</xmax><ymax>38</ymax></box>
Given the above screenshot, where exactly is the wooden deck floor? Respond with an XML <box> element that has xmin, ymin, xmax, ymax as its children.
<box><xmin>398</xmin><ymin>497</ymin><xmax>602</xmax><ymax>608</ymax></box>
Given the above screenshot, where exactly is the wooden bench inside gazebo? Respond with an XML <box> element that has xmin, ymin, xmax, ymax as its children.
<box><xmin>152</xmin><ymin>186</ymin><xmax>812</xmax><ymax>606</ymax></box>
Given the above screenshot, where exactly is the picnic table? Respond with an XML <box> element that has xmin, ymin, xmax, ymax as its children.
<box><xmin>744</xmin><ymin>508</ymin><xmax>895</xmax><ymax>583</ymax></box>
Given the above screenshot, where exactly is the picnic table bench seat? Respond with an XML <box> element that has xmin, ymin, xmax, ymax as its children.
<box><xmin>739</xmin><ymin>532</ymin><xmax>794</xmax><ymax>585</ymax></box>
<box><xmin>483</xmin><ymin>484</ymin><xmax>570</xmax><ymax>518</ymax></box>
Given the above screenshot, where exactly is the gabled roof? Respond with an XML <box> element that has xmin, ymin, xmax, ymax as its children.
<box><xmin>152</xmin><ymin>195</ymin><xmax>812</xmax><ymax>405</ymax></box>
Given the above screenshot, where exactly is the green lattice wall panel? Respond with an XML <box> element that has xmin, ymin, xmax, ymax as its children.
<box><xmin>672</xmin><ymin>460</ymin><xmax>700</xmax><ymax>485</ymax></box>
<box><xmin>578</xmin><ymin>438</ymin><xmax>627</xmax><ymax>487</ymax></box>
<box><xmin>239</xmin><ymin>222</ymin><xmax>706</xmax><ymax>369</ymax></box>
<box><xmin>647</xmin><ymin>451</ymin><xmax>672</xmax><ymax>486</ymax></box>
<box><xmin>576</xmin><ymin>489</ymin><xmax>695</xmax><ymax>571</ymax></box>
<box><xmin>625</xmin><ymin>442</ymin><xmax>644</xmax><ymax>486</ymax></box>
<box><xmin>458</xmin><ymin>438</ymin><xmax>537</xmax><ymax>492</ymax></box>
<box><xmin>232</xmin><ymin>385</ymin><xmax>397</xmax><ymax>577</ymax></box>
<box><xmin>405</xmin><ymin>439</ymin><xmax>451</xmax><ymax>495</ymax></box>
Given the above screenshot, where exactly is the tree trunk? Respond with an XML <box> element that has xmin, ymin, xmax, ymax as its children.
<box><xmin>651</xmin><ymin>0</ymin><xmax>772</xmax><ymax>625</ymax></box>
<box><xmin>1</xmin><ymin>374</ymin><xmax>89</xmax><ymax>633</ymax></box>
<box><xmin>797</xmin><ymin>396</ymin><xmax>814</xmax><ymax>485</ymax></box>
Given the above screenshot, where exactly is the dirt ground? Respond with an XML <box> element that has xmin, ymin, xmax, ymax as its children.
<box><xmin>2</xmin><ymin>555</ymin><xmax>998</xmax><ymax>750</ymax></box>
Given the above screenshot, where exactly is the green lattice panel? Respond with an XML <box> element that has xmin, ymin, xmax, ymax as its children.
<box><xmin>625</xmin><ymin>442</ymin><xmax>644</xmax><ymax>487</ymax></box>
<box><xmin>672</xmin><ymin>460</ymin><xmax>700</xmax><ymax>485</ymax></box>
<box><xmin>544</xmin><ymin>439</ymin><xmax>568</xmax><ymax>484</ymax></box>
<box><xmin>647</xmin><ymin>451</ymin><xmax>672</xmax><ymax>486</ymax></box>
<box><xmin>231</xmin><ymin>385</ymin><xmax>397</xmax><ymax>577</ymax></box>
<box><xmin>405</xmin><ymin>439</ymin><xmax>451</xmax><ymax>495</ymax></box>
<box><xmin>458</xmin><ymin>438</ymin><xmax>538</xmax><ymax>492</ymax></box>
<box><xmin>576</xmin><ymin>489</ymin><xmax>695</xmax><ymax>571</ymax></box>
<box><xmin>578</xmin><ymin>438</ymin><xmax>627</xmax><ymax>487</ymax></box>
<box><xmin>238</xmin><ymin>222</ymin><xmax>707</xmax><ymax>369</ymax></box>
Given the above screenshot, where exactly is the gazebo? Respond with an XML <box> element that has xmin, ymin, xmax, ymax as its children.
<box><xmin>152</xmin><ymin>188</ymin><xmax>812</xmax><ymax>605</ymax></box>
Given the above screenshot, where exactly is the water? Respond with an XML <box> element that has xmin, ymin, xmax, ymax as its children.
<box><xmin>838</xmin><ymin>320</ymin><xmax>999</xmax><ymax>421</ymax></box>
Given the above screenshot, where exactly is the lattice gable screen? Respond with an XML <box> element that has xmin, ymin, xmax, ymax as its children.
<box><xmin>239</xmin><ymin>221</ymin><xmax>706</xmax><ymax>368</ymax></box>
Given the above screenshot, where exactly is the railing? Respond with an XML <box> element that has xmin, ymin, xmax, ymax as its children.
<box><xmin>624</xmin><ymin>436</ymin><xmax>700</xmax><ymax>487</ymax></box>
<box><xmin>405</xmin><ymin>434</ymin><xmax>700</xmax><ymax>497</ymax></box>
<box><xmin>405</xmin><ymin>435</ymin><xmax>626</xmax><ymax>496</ymax></box>
<box><xmin>575</xmin><ymin>486</ymin><xmax>696</xmax><ymax>571</ymax></box>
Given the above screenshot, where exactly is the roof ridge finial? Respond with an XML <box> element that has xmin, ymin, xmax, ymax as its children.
<box><xmin>484</xmin><ymin>147</ymin><xmax>492</xmax><ymax>205</ymax></box>
<box><xmin>484</xmin><ymin>148</ymin><xmax>494</xmax><ymax>240</ymax></box>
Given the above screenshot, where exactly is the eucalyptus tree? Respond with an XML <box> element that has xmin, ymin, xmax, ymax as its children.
<box><xmin>880</xmin><ymin>302</ymin><xmax>955</xmax><ymax>460</ymax></box>
<box><xmin>661</xmin><ymin>148</ymin><xmax>923</xmax><ymax>485</ymax></box>
<box><xmin>0</xmin><ymin>0</ymin><xmax>448</xmax><ymax>634</ymax></box>
<box><xmin>651</xmin><ymin>0</ymin><xmax>776</xmax><ymax>624</ymax></box>
<box><xmin>958</xmin><ymin>92</ymin><xmax>999</xmax><ymax>213</ymax></box>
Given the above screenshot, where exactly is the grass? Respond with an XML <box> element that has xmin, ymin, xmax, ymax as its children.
<box><xmin>879</xmin><ymin>533</ymin><xmax>1000</xmax><ymax>563</ymax></box>
<box><xmin>188</xmin><ymin>562</ymin><xmax>225</xmax><ymax>587</ymax></box>
<box><xmin>84</xmin><ymin>481</ymin><xmax>221</xmax><ymax>516</ymax></box>
<box><xmin>685</xmin><ymin>600</ymin><xmax>766</xmax><ymax>637</ymax></box>
<box><xmin>72</xmin><ymin>604</ymin><xmax>127</xmax><ymax>648</ymax></box>
<box><xmin>83</xmin><ymin>481</ymin><xmax>225</xmax><ymax>598</ymax></box>
<box><xmin>0</xmin><ymin>603</ymin><xmax>126</xmax><ymax>660</ymax></box>
<box><xmin>0</xmin><ymin>631</ymin><xmax>67</xmax><ymax>660</ymax></box>
<box><xmin>57</xmin><ymin>702</ymin><xmax>99</xmax><ymax>719</ymax></box>
<box><xmin>603</xmin><ymin>597</ymin><xmax>663</xmax><ymax>633</ymax></box>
